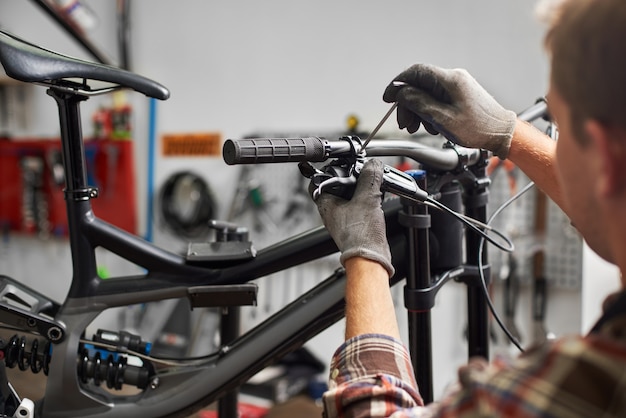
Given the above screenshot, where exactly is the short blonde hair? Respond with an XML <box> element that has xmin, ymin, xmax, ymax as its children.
<box><xmin>541</xmin><ymin>0</ymin><xmax>626</xmax><ymax>144</ymax></box>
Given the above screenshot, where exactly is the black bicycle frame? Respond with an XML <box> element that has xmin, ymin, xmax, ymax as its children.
<box><xmin>32</xmin><ymin>82</ymin><xmax>493</xmax><ymax>417</ymax></box>
<box><xmin>32</xmin><ymin>86</ymin><xmax>414</xmax><ymax>417</ymax></box>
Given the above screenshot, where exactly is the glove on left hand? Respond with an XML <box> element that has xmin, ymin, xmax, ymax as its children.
<box><xmin>312</xmin><ymin>159</ymin><xmax>395</xmax><ymax>277</ymax></box>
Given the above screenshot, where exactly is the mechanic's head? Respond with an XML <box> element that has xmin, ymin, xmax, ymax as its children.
<box><xmin>540</xmin><ymin>0</ymin><xmax>626</xmax><ymax>265</ymax></box>
<box><xmin>542</xmin><ymin>0</ymin><xmax>626</xmax><ymax>144</ymax></box>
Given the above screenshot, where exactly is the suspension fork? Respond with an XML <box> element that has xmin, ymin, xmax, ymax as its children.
<box><xmin>400</xmin><ymin>153</ymin><xmax>492</xmax><ymax>402</ymax></box>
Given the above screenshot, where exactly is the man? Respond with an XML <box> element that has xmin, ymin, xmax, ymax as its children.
<box><xmin>316</xmin><ymin>0</ymin><xmax>626</xmax><ymax>416</ymax></box>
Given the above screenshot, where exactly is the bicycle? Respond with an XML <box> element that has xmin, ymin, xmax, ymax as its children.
<box><xmin>0</xmin><ymin>29</ymin><xmax>547</xmax><ymax>417</ymax></box>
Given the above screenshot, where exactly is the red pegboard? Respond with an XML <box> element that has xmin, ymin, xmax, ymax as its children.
<box><xmin>0</xmin><ymin>137</ymin><xmax>137</xmax><ymax>236</ymax></box>
<box><xmin>198</xmin><ymin>403</ymin><xmax>269</xmax><ymax>418</ymax></box>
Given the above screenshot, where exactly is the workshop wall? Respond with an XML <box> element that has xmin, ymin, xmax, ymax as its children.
<box><xmin>0</xmin><ymin>0</ymin><xmax>620</xmax><ymax>401</ymax></box>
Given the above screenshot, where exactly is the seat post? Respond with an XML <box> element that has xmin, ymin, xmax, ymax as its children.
<box><xmin>47</xmin><ymin>87</ymin><xmax>90</xmax><ymax>194</ymax></box>
<box><xmin>47</xmin><ymin>86</ymin><xmax>100</xmax><ymax>299</ymax></box>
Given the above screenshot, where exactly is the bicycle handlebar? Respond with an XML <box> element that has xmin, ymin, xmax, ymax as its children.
<box><xmin>223</xmin><ymin>136</ymin><xmax>482</xmax><ymax>172</ymax></box>
<box><xmin>222</xmin><ymin>97</ymin><xmax>548</xmax><ymax>170</ymax></box>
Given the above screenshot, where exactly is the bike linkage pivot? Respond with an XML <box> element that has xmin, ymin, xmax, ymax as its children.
<box><xmin>0</xmin><ymin>276</ymin><xmax>64</xmax><ymax>343</ymax></box>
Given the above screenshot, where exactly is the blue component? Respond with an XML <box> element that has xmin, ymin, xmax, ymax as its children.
<box><xmin>144</xmin><ymin>342</ymin><xmax>152</xmax><ymax>355</ymax></box>
<box><xmin>405</xmin><ymin>169</ymin><xmax>426</xmax><ymax>180</ymax></box>
<box><xmin>84</xmin><ymin>343</ymin><xmax>119</xmax><ymax>361</ymax></box>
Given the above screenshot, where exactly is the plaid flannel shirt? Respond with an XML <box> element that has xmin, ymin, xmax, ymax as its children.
<box><xmin>323</xmin><ymin>292</ymin><xmax>626</xmax><ymax>418</ymax></box>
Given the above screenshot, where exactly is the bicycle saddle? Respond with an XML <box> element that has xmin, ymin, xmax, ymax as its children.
<box><xmin>0</xmin><ymin>30</ymin><xmax>169</xmax><ymax>100</ymax></box>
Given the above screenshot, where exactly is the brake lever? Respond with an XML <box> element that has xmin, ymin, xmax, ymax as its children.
<box><xmin>299</xmin><ymin>160</ymin><xmax>429</xmax><ymax>203</ymax></box>
<box><xmin>299</xmin><ymin>161</ymin><xmax>358</xmax><ymax>200</ymax></box>
<box><xmin>313</xmin><ymin>175</ymin><xmax>358</xmax><ymax>200</ymax></box>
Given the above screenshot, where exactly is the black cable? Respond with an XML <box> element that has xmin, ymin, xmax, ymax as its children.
<box><xmin>425</xmin><ymin>196</ymin><xmax>515</xmax><ymax>253</ymax></box>
<box><xmin>477</xmin><ymin>180</ymin><xmax>536</xmax><ymax>353</ymax></box>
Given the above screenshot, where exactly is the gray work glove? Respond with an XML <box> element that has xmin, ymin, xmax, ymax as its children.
<box><xmin>383</xmin><ymin>63</ymin><xmax>517</xmax><ymax>159</ymax></box>
<box><xmin>313</xmin><ymin>159</ymin><xmax>395</xmax><ymax>277</ymax></box>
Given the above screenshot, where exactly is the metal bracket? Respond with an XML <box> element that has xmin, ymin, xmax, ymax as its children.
<box><xmin>403</xmin><ymin>264</ymin><xmax>491</xmax><ymax>311</ymax></box>
<box><xmin>64</xmin><ymin>187</ymin><xmax>99</xmax><ymax>201</ymax></box>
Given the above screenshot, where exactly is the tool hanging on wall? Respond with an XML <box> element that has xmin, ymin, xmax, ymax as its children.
<box><xmin>159</xmin><ymin>171</ymin><xmax>217</xmax><ymax>239</ymax></box>
<box><xmin>502</xmin><ymin>252</ymin><xmax>522</xmax><ymax>344</ymax></box>
<box><xmin>20</xmin><ymin>155</ymin><xmax>50</xmax><ymax>238</ymax></box>
<box><xmin>282</xmin><ymin>170</ymin><xmax>314</xmax><ymax>225</ymax></box>
<box><xmin>531</xmin><ymin>186</ymin><xmax>551</xmax><ymax>344</ymax></box>
<box><xmin>532</xmin><ymin>122</ymin><xmax>558</xmax><ymax>345</ymax></box>
<box><xmin>227</xmin><ymin>165</ymin><xmax>276</xmax><ymax>234</ymax></box>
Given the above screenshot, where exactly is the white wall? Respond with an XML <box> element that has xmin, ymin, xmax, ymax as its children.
<box><xmin>128</xmin><ymin>0</ymin><xmax>549</xmax><ymax>150</ymax></box>
<box><xmin>1</xmin><ymin>0</ymin><xmax>618</xmax><ymax>401</ymax></box>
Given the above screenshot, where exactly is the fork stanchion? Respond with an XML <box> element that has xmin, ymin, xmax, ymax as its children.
<box><xmin>463</xmin><ymin>163</ymin><xmax>491</xmax><ymax>360</ymax></box>
<box><xmin>400</xmin><ymin>171</ymin><xmax>434</xmax><ymax>404</ymax></box>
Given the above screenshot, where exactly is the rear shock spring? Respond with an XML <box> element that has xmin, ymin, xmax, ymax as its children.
<box><xmin>1</xmin><ymin>334</ymin><xmax>52</xmax><ymax>375</ymax></box>
<box><xmin>77</xmin><ymin>348</ymin><xmax>151</xmax><ymax>390</ymax></box>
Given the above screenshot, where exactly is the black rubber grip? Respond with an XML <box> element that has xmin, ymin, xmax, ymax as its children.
<box><xmin>223</xmin><ymin>137</ymin><xmax>327</xmax><ymax>165</ymax></box>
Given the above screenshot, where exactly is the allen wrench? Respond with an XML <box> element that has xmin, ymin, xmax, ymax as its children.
<box><xmin>360</xmin><ymin>81</ymin><xmax>407</xmax><ymax>151</ymax></box>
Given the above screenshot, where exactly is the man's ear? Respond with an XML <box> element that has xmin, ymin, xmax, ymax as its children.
<box><xmin>585</xmin><ymin>120</ymin><xmax>626</xmax><ymax>197</ymax></box>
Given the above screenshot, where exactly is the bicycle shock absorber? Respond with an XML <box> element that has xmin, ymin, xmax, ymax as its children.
<box><xmin>1</xmin><ymin>334</ymin><xmax>52</xmax><ymax>375</ymax></box>
<box><xmin>77</xmin><ymin>330</ymin><xmax>154</xmax><ymax>390</ymax></box>
<box><xmin>78</xmin><ymin>348</ymin><xmax>129</xmax><ymax>390</ymax></box>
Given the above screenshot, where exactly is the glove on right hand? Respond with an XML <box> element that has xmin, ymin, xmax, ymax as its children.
<box><xmin>313</xmin><ymin>159</ymin><xmax>395</xmax><ymax>278</ymax></box>
<box><xmin>383</xmin><ymin>63</ymin><xmax>517</xmax><ymax>159</ymax></box>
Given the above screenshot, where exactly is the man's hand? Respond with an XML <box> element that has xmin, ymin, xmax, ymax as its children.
<box><xmin>383</xmin><ymin>63</ymin><xmax>517</xmax><ymax>159</ymax></box>
<box><xmin>313</xmin><ymin>159</ymin><xmax>394</xmax><ymax>277</ymax></box>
